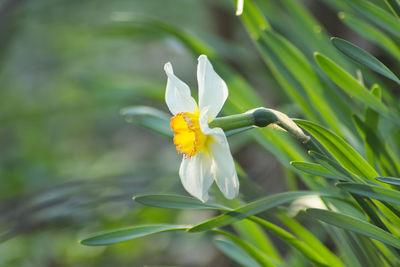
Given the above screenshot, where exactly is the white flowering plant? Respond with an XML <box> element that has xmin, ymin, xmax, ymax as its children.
<box><xmin>80</xmin><ymin>0</ymin><xmax>400</xmax><ymax>266</ymax></box>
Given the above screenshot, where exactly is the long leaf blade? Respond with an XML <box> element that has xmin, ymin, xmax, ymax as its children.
<box><xmin>307</xmin><ymin>208</ymin><xmax>400</xmax><ymax>249</ymax></box>
<box><xmin>290</xmin><ymin>161</ymin><xmax>344</xmax><ymax>180</ymax></box>
<box><xmin>133</xmin><ymin>194</ymin><xmax>230</xmax><ymax>211</ymax></box>
<box><xmin>331</xmin><ymin>37</ymin><xmax>400</xmax><ymax>84</ymax></box>
<box><xmin>80</xmin><ymin>225</ymin><xmax>188</xmax><ymax>246</ymax></box>
<box><xmin>337</xmin><ymin>183</ymin><xmax>400</xmax><ymax>204</ymax></box>
<box><xmin>347</xmin><ymin>0</ymin><xmax>400</xmax><ymax>38</ymax></box>
<box><xmin>376</xmin><ymin>177</ymin><xmax>400</xmax><ymax>186</ymax></box>
<box><xmin>121</xmin><ymin>106</ymin><xmax>172</xmax><ymax>137</ymax></box>
<box><xmin>214</xmin><ymin>230</ymin><xmax>277</xmax><ymax>267</ymax></box>
<box><xmin>314</xmin><ymin>52</ymin><xmax>390</xmax><ymax>117</ymax></box>
<box><xmin>214</xmin><ymin>238</ymin><xmax>261</xmax><ymax>267</ymax></box>
<box><xmin>188</xmin><ymin>191</ymin><xmax>321</xmax><ymax>232</ymax></box>
<box><xmin>295</xmin><ymin>119</ymin><xmax>379</xmax><ymax>180</ymax></box>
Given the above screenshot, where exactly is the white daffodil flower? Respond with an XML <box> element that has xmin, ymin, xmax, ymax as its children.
<box><xmin>164</xmin><ymin>55</ymin><xmax>239</xmax><ymax>202</ymax></box>
<box><xmin>236</xmin><ymin>0</ymin><xmax>244</xmax><ymax>16</ymax></box>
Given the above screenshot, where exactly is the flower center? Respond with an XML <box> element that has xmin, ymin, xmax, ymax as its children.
<box><xmin>170</xmin><ymin>111</ymin><xmax>208</xmax><ymax>158</ymax></box>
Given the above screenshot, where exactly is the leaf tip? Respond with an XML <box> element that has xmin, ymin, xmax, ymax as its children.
<box><xmin>79</xmin><ymin>238</ymin><xmax>90</xmax><ymax>246</ymax></box>
<box><xmin>313</xmin><ymin>52</ymin><xmax>322</xmax><ymax>59</ymax></box>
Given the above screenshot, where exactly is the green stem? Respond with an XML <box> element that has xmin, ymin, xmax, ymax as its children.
<box><xmin>209</xmin><ymin>112</ymin><xmax>257</xmax><ymax>131</ymax></box>
<box><xmin>210</xmin><ymin>107</ymin><xmax>310</xmax><ymax>143</ymax></box>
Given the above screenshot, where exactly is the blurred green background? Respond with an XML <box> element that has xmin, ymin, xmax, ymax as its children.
<box><xmin>1</xmin><ymin>0</ymin><xmax>396</xmax><ymax>266</ymax></box>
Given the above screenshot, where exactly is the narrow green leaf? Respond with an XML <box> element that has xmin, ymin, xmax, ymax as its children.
<box><xmin>248</xmin><ymin>217</ymin><xmax>329</xmax><ymax>266</ymax></box>
<box><xmin>338</xmin><ymin>183</ymin><xmax>400</xmax><ymax>204</ymax></box>
<box><xmin>308</xmin><ymin>151</ymin><xmax>355</xmax><ymax>181</ymax></box>
<box><xmin>351</xmin><ymin>194</ymin><xmax>391</xmax><ymax>232</ymax></box>
<box><xmin>295</xmin><ymin>120</ymin><xmax>379</xmax><ymax>180</ymax></box>
<box><xmin>133</xmin><ymin>194</ymin><xmax>230</xmax><ymax>211</ymax></box>
<box><xmin>214</xmin><ymin>230</ymin><xmax>277</xmax><ymax>267</ymax></box>
<box><xmin>241</xmin><ymin>0</ymin><xmax>271</xmax><ymax>39</ymax></box>
<box><xmin>240</xmin><ymin>0</ymin><xmax>324</xmax><ymax>124</ymax></box>
<box><xmin>290</xmin><ymin>161</ymin><xmax>344</xmax><ymax>180</ymax></box>
<box><xmin>260</xmin><ymin>31</ymin><xmax>343</xmax><ymax>134</ymax></box>
<box><xmin>234</xmin><ymin>220</ymin><xmax>282</xmax><ymax>262</ymax></box>
<box><xmin>375</xmin><ymin>201</ymin><xmax>400</xmax><ymax>231</ymax></box>
<box><xmin>314</xmin><ymin>53</ymin><xmax>389</xmax><ymax>117</ymax></box>
<box><xmin>384</xmin><ymin>0</ymin><xmax>400</xmax><ymax>18</ymax></box>
<box><xmin>339</xmin><ymin>12</ymin><xmax>400</xmax><ymax>61</ymax></box>
<box><xmin>366</xmin><ymin>84</ymin><xmax>381</xmax><ymax>131</ymax></box>
<box><xmin>277</xmin><ymin>212</ymin><xmax>345</xmax><ymax>267</ymax></box>
<box><xmin>376</xmin><ymin>177</ymin><xmax>400</xmax><ymax>186</ymax></box>
<box><xmin>134</xmin><ymin>194</ymin><xmax>281</xmax><ymax>260</ymax></box>
<box><xmin>252</xmin><ymin>34</ymin><xmax>318</xmax><ymax>122</ymax></box>
<box><xmin>353</xmin><ymin>115</ymin><xmax>400</xmax><ymax>176</ymax></box>
<box><xmin>331</xmin><ymin>37</ymin><xmax>400</xmax><ymax>84</ymax></box>
<box><xmin>347</xmin><ymin>0</ymin><xmax>400</xmax><ymax>38</ymax></box>
<box><xmin>121</xmin><ymin>106</ymin><xmax>172</xmax><ymax>137</ymax></box>
<box><xmin>214</xmin><ymin>238</ymin><xmax>262</xmax><ymax>267</ymax></box>
<box><xmin>80</xmin><ymin>225</ymin><xmax>188</xmax><ymax>246</ymax></box>
<box><xmin>306</xmin><ymin>208</ymin><xmax>400</xmax><ymax>248</ymax></box>
<box><xmin>188</xmin><ymin>191</ymin><xmax>322</xmax><ymax>232</ymax></box>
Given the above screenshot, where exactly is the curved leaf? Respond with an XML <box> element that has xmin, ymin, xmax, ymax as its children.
<box><xmin>314</xmin><ymin>53</ymin><xmax>389</xmax><ymax>117</ymax></box>
<box><xmin>276</xmin><ymin>212</ymin><xmax>344</xmax><ymax>267</ymax></box>
<box><xmin>339</xmin><ymin>12</ymin><xmax>400</xmax><ymax>61</ymax></box>
<box><xmin>306</xmin><ymin>208</ymin><xmax>400</xmax><ymax>249</ymax></box>
<box><xmin>188</xmin><ymin>191</ymin><xmax>322</xmax><ymax>232</ymax></box>
<box><xmin>337</xmin><ymin>183</ymin><xmax>400</xmax><ymax>204</ymax></box>
<box><xmin>80</xmin><ymin>225</ymin><xmax>188</xmax><ymax>246</ymax></box>
<box><xmin>214</xmin><ymin>238</ymin><xmax>262</xmax><ymax>267</ymax></box>
<box><xmin>331</xmin><ymin>37</ymin><xmax>400</xmax><ymax>84</ymax></box>
<box><xmin>384</xmin><ymin>0</ymin><xmax>400</xmax><ymax>18</ymax></box>
<box><xmin>295</xmin><ymin>120</ymin><xmax>379</xmax><ymax>180</ymax></box>
<box><xmin>133</xmin><ymin>194</ymin><xmax>230</xmax><ymax>211</ymax></box>
<box><xmin>248</xmin><ymin>217</ymin><xmax>330</xmax><ymax>266</ymax></box>
<box><xmin>213</xmin><ymin>230</ymin><xmax>276</xmax><ymax>267</ymax></box>
<box><xmin>376</xmin><ymin>177</ymin><xmax>400</xmax><ymax>186</ymax></box>
<box><xmin>121</xmin><ymin>106</ymin><xmax>172</xmax><ymax>137</ymax></box>
<box><xmin>308</xmin><ymin>151</ymin><xmax>355</xmax><ymax>182</ymax></box>
<box><xmin>347</xmin><ymin>0</ymin><xmax>400</xmax><ymax>38</ymax></box>
<box><xmin>290</xmin><ymin>161</ymin><xmax>344</xmax><ymax>180</ymax></box>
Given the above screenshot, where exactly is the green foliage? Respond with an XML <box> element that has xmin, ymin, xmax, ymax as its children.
<box><xmin>188</xmin><ymin>192</ymin><xmax>322</xmax><ymax>232</ymax></box>
<box><xmin>81</xmin><ymin>225</ymin><xmax>188</xmax><ymax>246</ymax></box>
<box><xmin>331</xmin><ymin>37</ymin><xmax>400</xmax><ymax>84</ymax></box>
<box><xmin>213</xmin><ymin>238</ymin><xmax>261</xmax><ymax>267</ymax></box>
<box><xmin>337</xmin><ymin>183</ymin><xmax>400</xmax><ymax>204</ymax></box>
<box><xmin>3</xmin><ymin>0</ymin><xmax>400</xmax><ymax>266</ymax></box>
<box><xmin>306</xmin><ymin>208</ymin><xmax>400</xmax><ymax>248</ymax></box>
<box><xmin>295</xmin><ymin>119</ymin><xmax>379</xmax><ymax>180</ymax></box>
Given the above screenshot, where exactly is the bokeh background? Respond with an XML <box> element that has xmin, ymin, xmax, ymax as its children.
<box><xmin>0</xmin><ymin>0</ymin><xmax>394</xmax><ymax>266</ymax></box>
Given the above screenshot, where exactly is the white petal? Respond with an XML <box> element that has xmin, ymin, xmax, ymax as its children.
<box><xmin>236</xmin><ymin>0</ymin><xmax>244</xmax><ymax>16</ymax></box>
<box><xmin>199</xmin><ymin>106</ymin><xmax>215</xmax><ymax>135</ymax></box>
<box><xmin>179</xmin><ymin>152</ymin><xmax>214</xmax><ymax>202</ymax></box>
<box><xmin>208</xmin><ymin>131</ymin><xmax>239</xmax><ymax>199</ymax></box>
<box><xmin>197</xmin><ymin>55</ymin><xmax>228</xmax><ymax>120</ymax></box>
<box><xmin>164</xmin><ymin>62</ymin><xmax>198</xmax><ymax>115</ymax></box>
<box><xmin>197</xmin><ymin>107</ymin><xmax>238</xmax><ymax>199</ymax></box>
